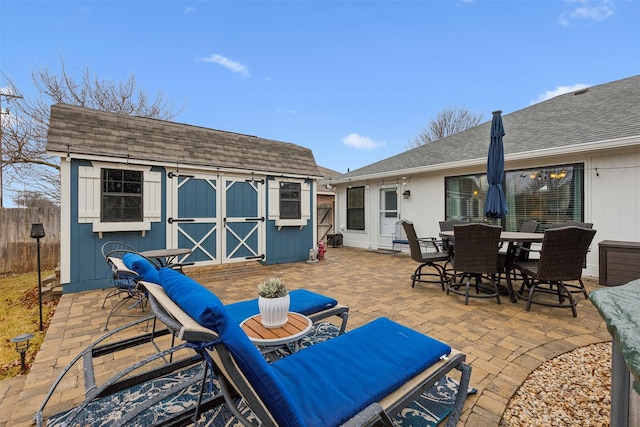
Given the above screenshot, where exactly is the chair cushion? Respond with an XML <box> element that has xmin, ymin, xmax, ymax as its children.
<box><xmin>226</xmin><ymin>289</ymin><xmax>337</xmax><ymax>324</ymax></box>
<box><xmin>123</xmin><ymin>253</ymin><xmax>160</xmax><ymax>284</ymax></box>
<box><xmin>158</xmin><ymin>268</ymin><xmax>305</xmax><ymax>426</ymax></box>
<box><xmin>272</xmin><ymin>317</ymin><xmax>452</xmax><ymax>426</ymax></box>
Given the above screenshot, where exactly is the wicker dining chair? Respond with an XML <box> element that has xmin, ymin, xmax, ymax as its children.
<box><xmin>537</xmin><ymin>221</ymin><xmax>593</xmax><ymax>298</ymax></box>
<box><xmin>401</xmin><ymin>220</ymin><xmax>449</xmax><ymax>290</ymax></box>
<box><xmin>447</xmin><ymin>223</ymin><xmax>502</xmax><ymax>305</ymax></box>
<box><xmin>438</xmin><ymin>219</ymin><xmax>467</xmax><ymax>274</ymax></box>
<box><xmin>512</xmin><ymin>226</ymin><xmax>596</xmax><ymax>317</ymax></box>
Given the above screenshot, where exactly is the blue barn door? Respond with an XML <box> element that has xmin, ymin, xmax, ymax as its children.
<box><xmin>167</xmin><ymin>172</ymin><xmax>265</xmax><ymax>265</ymax></box>
<box><xmin>168</xmin><ymin>172</ymin><xmax>220</xmax><ymax>265</ymax></box>
<box><xmin>222</xmin><ymin>176</ymin><xmax>265</xmax><ymax>263</ymax></box>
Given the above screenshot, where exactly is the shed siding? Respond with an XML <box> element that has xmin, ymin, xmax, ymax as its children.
<box><xmin>66</xmin><ymin>161</ymin><xmax>167</xmax><ymax>293</ymax></box>
<box><xmin>265</xmin><ymin>179</ymin><xmax>315</xmax><ymax>264</ymax></box>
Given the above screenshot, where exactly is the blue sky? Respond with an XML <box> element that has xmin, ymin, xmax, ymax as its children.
<box><xmin>1</xmin><ymin>0</ymin><xmax>639</xmax><ymax>178</ymax></box>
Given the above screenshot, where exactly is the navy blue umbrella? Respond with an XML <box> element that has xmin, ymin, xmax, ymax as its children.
<box><xmin>484</xmin><ymin>110</ymin><xmax>509</xmax><ymax>219</ymax></box>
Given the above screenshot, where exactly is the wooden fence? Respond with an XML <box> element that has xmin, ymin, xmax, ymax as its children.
<box><xmin>0</xmin><ymin>207</ymin><xmax>60</xmax><ymax>274</ymax></box>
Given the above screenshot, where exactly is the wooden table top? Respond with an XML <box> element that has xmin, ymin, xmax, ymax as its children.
<box><xmin>241</xmin><ymin>312</ymin><xmax>313</xmax><ymax>346</ymax></box>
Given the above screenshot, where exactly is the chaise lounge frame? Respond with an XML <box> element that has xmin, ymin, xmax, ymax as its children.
<box><xmin>141</xmin><ymin>279</ymin><xmax>472</xmax><ymax>426</ymax></box>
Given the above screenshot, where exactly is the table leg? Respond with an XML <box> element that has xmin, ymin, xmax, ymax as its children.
<box><xmin>505</xmin><ymin>243</ymin><xmax>518</xmax><ymax>303</ymax></box>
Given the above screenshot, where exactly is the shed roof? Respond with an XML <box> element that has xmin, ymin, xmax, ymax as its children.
<box><xmin>342</xmin><ymin>74</ymin><xmax>640</xmax><ymax>179</ymax></box>
<box><xmin>46</xmin><ymin>103</ymin><xmax>320</xmax><ymax>177</ymax></box>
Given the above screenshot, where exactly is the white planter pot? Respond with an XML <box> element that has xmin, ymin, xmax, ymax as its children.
<box><xmin>258</xmin><ymin>294</ymin><xmax>290</xmax><ymax>328</ymax></box>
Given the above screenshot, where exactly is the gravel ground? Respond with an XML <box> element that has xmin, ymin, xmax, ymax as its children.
<box><xmin>502</xmin><ymin>342</ymin><xmax>611</xmax><ymax>427</ymax></box>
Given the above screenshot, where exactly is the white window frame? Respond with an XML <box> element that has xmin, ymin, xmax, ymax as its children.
<box><xmin>268</xmin><ymin>177</ymin><xmax>310</xmax><ymax>229</ymax></box>
<box><xmin>78</xmin><ymin>162</ymin><xmax>161</xmax><ymax>236</ymax></box>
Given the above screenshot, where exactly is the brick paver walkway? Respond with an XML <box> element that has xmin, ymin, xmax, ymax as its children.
<box><xmin>0</xmin><ymin>246</ymin><xmax>611</xmax><ymax>426</ymax></box>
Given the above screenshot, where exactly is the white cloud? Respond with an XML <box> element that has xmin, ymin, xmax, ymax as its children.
<box><xmin>342</xmin><ymin>133</ymin><xmax>386</xmax><ymax>151</ymax></box>
<box><xmin>530</xmin><ymin>83</ymin><xmax>590</xmax><ymax>104</ymax></box>
<box><xmin>560</xmin><ymin>0</ymin><xmax>614</xmax><ymax>26</ymax></box>
<box><xmin>185</xmin><ymin>6</ymin><xmax>196</xmax><ymax>14</ymax></box>
<box><xmin>276</xmin><ymin>108</ymin><xmax>297</xmax><ymax>115</ymax></box>
<box><xmin>200</xmin><ymin>54</ymin><xmax>250</xmax><ymax>78</ymax></box>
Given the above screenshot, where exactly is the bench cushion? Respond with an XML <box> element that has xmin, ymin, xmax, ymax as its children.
<box><xmin>226</xmin><ymin>289</ymin><xmax>337</xmax><ymax>323</ymax></box>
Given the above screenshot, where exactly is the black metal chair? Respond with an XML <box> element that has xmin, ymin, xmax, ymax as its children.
<box><xmin>401</xmin><ymin>220</ymin><xmax>449</xmax><ymax>290</ymax></box>
<box><xmin>447</xmin><ymin>223</ymin><xmax>502</xmax><ymax>305</ymax></box>
<box><xmin>510</xmin><ymin>226</ymin><xmax>597</xmax><ymax>317</ymax></box>
<box><xmin>100</xmin><ymin>241</ymin><xmax>152</xmax><ymax>330</ymax></box>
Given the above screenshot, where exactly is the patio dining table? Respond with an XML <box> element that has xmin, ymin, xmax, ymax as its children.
<box><xmin>439</xmin><ymin>230</ymin><xmax>544</xmax><ymax>303</ymax></box>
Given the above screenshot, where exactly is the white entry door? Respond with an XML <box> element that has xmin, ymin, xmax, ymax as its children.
<box><xmin>378</xmin><ymin>187</ymin><xmax>399</xmax><ymax>248</ymax></box>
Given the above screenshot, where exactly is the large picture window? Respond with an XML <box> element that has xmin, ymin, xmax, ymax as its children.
<box><xmin>279</xmin><ymin>182</ymin><xmax>301</xmax><ymax>219</ymax></box>
<box><xmin>101</xmin><ymin>169</ymin><xmax>143</xmax><ymax>222</ymax></box>
<box><xmin>347</xmin><ymin>186</ymin><xmax>365</xmax><ymax>230</ymax></box>
<box><xmin>445</xmin><ymin>163</ymin><xmax>584</xmax><ymax>231</ymax></box>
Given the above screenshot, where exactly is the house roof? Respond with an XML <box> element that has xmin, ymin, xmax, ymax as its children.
<box><xmin>46</xmin><ymin>103</ymin><xmax>320</xmax><ymax>177</ymax></box>
<box><xmin>341</xmin><ymin>74</ymin><xmax>640</xmax><ymax>179</ymax></box>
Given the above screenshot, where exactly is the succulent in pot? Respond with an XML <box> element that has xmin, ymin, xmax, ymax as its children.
<box><xmin>257</xmin><ymin>277</ymin><xmax>289</xmax><ymax>298</ymax></box>
<box><xmin>257</xmin><ymin>278</ymin><xmax>290</xmax><ymax>328</ymax></box>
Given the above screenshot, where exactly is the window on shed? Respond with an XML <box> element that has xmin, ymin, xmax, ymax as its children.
<box><xmin>279</xmin><ymin>182</ymin><xmax>301</xmax><ymax>219</ymax></box>
<box><xmin>347</xmin><ymin>186</ymin><xmax>365</xmax><ymax>230</ymax></box>
<box><xmin>101</xmin><ymin>169</ymin><xmax>143</xmax><ymax>222</ymax></box>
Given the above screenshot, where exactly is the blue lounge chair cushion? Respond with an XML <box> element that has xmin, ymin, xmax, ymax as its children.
<box><xmin>226</xmin><ymin>289</ymin><xmax>338</xmax><ymax>324</ymax></box>
<box><xmin>272</xmin><ymin>317</ymin><xmax>452</xmax><ymax>426</ymax></box>
<box><xmin>158</xmin><ymin>268</ymin><xmax>305</xmax><ymax>426</ymax></box>
<box><xmin>123</xmin><ymin>253</ymin><xmax>160</xmax><ymax>284</ymax></box>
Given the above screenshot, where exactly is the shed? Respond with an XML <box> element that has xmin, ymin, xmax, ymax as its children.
<box><xmin>46</xmin><ymin>104</ymin><xmax>321</xmax><ymax>292</ymax></box>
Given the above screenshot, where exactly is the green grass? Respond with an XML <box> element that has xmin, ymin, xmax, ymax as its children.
<box><xmin>0</xmin><ymin>271</ymin><xmax>58</xmax><ymax>380</ymax></box>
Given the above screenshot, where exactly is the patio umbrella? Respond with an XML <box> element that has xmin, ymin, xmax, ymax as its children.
<box><xmin>484</xmin><ymin>110</ymin><xmax>509</xmax><ymax>219</ymax></box>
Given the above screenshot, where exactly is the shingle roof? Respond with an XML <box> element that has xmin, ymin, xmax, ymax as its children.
<box><xmin>342</xmin><ymin>75</ymin><xmax>640</xmax><ymax>178</ymax></box>
<box><xmin>46</xmin><ymin>104</ymin><xmax>320</xmax><ymax>177</ymax></box>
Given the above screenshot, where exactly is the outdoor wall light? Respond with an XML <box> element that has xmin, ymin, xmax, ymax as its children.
<box><xmin>31</xmin><ymin>223</ymin><xmax>45</xmax><ymax>331</ymax></box>
<box><xmin>10</xmin><ymin>333</ymin><xmax>34</xmax><ymax>373</ymax></box>
<box><xmin>402</xmin><ymin>189</ymin><xmax>411</xmax><ymax>199</ymax></box>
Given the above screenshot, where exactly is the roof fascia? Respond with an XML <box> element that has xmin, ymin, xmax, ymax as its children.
<box><xmin>47</xmin><ymin>151</ymin><xmax>321</xmax><ymax>180</ymax></box>
<box><xmin>335</xmin><ymin>135</ymin><xmax>640</xmax><ymax>184</ymax></box>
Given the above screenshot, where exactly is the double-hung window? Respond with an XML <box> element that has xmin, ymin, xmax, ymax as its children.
<box><xmin>101</xmin><ymin>169</ymin><xmax>143</xmax><ymax>222</ymax></box>
<box><xmin>347</xmin><ymin>186</ymin><xmax>365</xmax><ymax>230</ymax></box>
<box><xmin>78</xmin><ymin>162</ymin><xmax>161</xmax><ymax>234</ymax></box>
<box><xmin>268</xmin><ymin>177</ymin><xmax>311</xmax><ymax>228</ymax></box>
<box><xmin>279</xmin><ymin>182</ymin><xmax>301</xmax><ymax>219</ymax></box>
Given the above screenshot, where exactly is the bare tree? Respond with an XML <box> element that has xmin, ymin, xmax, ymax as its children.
<box><xmin>1</xmin><ymin>57</ymin><xmax>181</xmax><ymax>205</ymax></box>
<box><xmin>407</xmin><ymin>106</ymin><xmax>484</xmax><ymax>149</ymax></box>
<box><xmin>11</xmin><ymin>189</ymin><xmax>58</xmax><ymax>209</ymax></box>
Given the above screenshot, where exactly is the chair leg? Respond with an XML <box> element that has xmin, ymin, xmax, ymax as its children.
<box><xmin>411</xmin><ymin>262</ymin><xmax>447</xmax><ymax>291</ymax></box>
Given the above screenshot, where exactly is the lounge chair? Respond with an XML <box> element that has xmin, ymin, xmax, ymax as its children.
<box><xmin>140</xmin><ymin>268</ymin><xmax>472</xmax><ymax>426</ymax></box>
<box><xmin>122</xmin><ymin>253</ymin><xmax>349</xmax><ymax>333</ymax></box>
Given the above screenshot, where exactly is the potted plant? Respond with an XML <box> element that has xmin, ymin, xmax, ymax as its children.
<box><xmin>257</xmin><ymin>278</ymin><xmax>290</xmax><ymax>328</ymax></box>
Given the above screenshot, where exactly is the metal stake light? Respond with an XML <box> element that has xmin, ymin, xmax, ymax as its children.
<box><xmin>30</xmin><ymin>223</ymin><xmax>46</xmax><ymax>331</ymax></box>
<box><xmin>10</xmin><ymin>333</ymin><xmax>34</xmax><ymax>373</ymax></box>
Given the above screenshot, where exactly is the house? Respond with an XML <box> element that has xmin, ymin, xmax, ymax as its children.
<box><xmin>331</xmin><ymin>75</ymin><xmax>640</xmax><ymax>277</ymax></box>
<box><xmin>46</xmin><ymin>104</ymin><xmax>322</xmax><ymax>292</ymax></box>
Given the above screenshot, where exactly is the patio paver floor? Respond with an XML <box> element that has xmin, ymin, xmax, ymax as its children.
<box><xmin>0</xmin><ymin>246</ymin><xmax>611</xmax><ymax>426</ymax></box>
